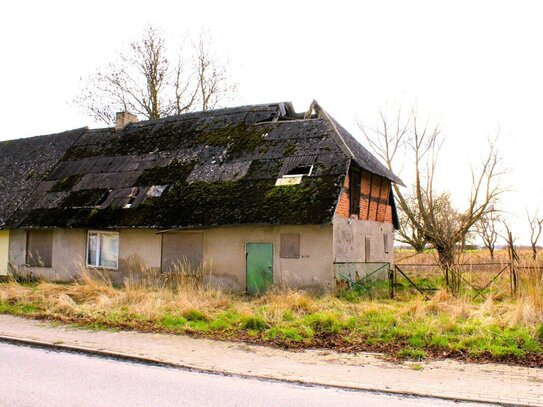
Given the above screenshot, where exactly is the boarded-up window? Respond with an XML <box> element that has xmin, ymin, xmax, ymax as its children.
<box><xmin>26</xmin><ymin>230</ymin><xmax>53</xmax><ymax>267</ymax></box>
<box><xmin>162</xmin><ymin>233</ymin><xmax>204</xmax><ymax>273</ymax></box>
<box><xmin>365</xmin><ymin>237</ymin><xmax>371</xmax><ymax>262</ymax></box>
<box><xmin>280</xmin><ymin>233</ymin><xmax>300</xmax><ymax>259</ymax></box>
<box><xmin>349</xmin><ymin>169</ymin><xmax>361</xmax><ymax>216</ymax></box>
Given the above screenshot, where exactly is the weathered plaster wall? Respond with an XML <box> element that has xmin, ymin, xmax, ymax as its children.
<box><xmin>333</xmin><ymin>216</ymin><xmax>394</xmax><ymax>264</ymax></box>
<box><xmin>203</xmin><ymin>225</ymin><xmax>334</xmax><ymax>293</ymax></box>
<box><xmin>118</xmin><ymin>229</ymin><xmax>162</xmax><ymax>273</ymax></box>
<box><xmin>8</xmin><ymin>229</ymin><xmax>27</xmax><ymax>270</ymax></box>
<box><xmin>6</xmin><ymin>226</ymin><xmax>334</xmax><ymax>292</ymax></box>
<box><xmin>10</xmin><ymin>229</ymin><xmax>87</xmax><ymax>281</ymax></box>
<box><xmin>0</xmin><ymin>231</ymin><xmax>9</xmax><ymax>276</ymax></box>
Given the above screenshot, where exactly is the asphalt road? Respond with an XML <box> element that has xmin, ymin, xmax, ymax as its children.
<box><xmin>0</xmin><ymin>342</ymin><xmax>490</xmax><ymax>407</ymax></box>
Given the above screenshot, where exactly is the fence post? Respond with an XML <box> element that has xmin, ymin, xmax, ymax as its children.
<box><xmin>388</xmin><ymin>264</ymin><xmax>394</xmax><ymax>299</ymax></box>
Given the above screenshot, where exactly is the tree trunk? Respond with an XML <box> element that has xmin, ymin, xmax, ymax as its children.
<box><xmin>436</xmin><ymin>244</ymin><xmax>458</xmax><ymax>293</ymax></box>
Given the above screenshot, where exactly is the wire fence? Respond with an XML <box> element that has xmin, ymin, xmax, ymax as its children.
<box><xmin>334</xmin><ymin>261</ymin><xmax>543</xmax><ymax>300</ymax></box>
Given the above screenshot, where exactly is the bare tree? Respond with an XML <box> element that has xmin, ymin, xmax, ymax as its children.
<box><xmin>527</xmin><ymin>208</ymin><xmax>543</xmax><ymax>261</ymax></box>
<box><xmin>360</xmin><ymin>107</ymin><xmax>503</xmax><ymax>292</ymax></box>
<box><xmin>74</xmin><ymin>26</ymin><xmax>237</xmax><ymax>124</ymax></box>
<box><xmin>474</xmin><ymin>206</ymin><xmax>501</xmax><ymax>260</ymax></box>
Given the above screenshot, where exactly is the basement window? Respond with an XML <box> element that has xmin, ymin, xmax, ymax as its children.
<box><xmin>26</xmin><ymin>230</ymin><xmax>53</xmax><ymax>267</ymax></box>
<box><xmin>86</xmin><ymin>231</ymin><xmax>119</xmax><ymax>270</ymax></box>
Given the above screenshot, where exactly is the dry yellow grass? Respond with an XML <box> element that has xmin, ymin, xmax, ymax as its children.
<box><xmin>0</xmin><ymin>255</ymin><xmax>542</xmax><ymax>364</ymax></box>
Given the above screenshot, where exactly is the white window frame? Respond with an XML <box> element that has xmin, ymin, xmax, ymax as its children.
<box><xmin>283</xmin><ymin>165</ymin><xmax>313</xmax><ymax>178</ymax></box>
<box><xmin>86</xmin><ymin>230</ymin><xmax>119</xmax><ymax>270</ymax></box>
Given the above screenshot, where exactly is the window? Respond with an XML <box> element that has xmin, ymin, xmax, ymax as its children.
<box><xmin>280</xmin><ymin>233</ymin><xmax>300</xmax><ymax>259</ymax></box>
<box><xmin>86</xmin><ymin>231</ymin><xmax>119</xmax><ymax>269</ymax></box>
<box><xmin>26</xmin><ymin>230</ymin><xmax>53</xmax><ymax>267</ymax></box>
<box><xmin>384</xmin><ymin>234</ymin><xmax>390</xmax><ymax>254</ymax></box>
<box><xmin>349</xmin><ymin>169</ymin><xmax>361</xmax><ymax>216</ymax></box>
<box><xmin>285</xmin><ymin>165</ymin><xmax>313</xmax><ymax>177</ymax></box>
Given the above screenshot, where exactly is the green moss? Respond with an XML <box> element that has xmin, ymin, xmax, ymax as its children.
<box><xmin>50</xmin><ymin>175</ymin><xmax>83</xmax><ymax>192</ymax></box>
<box><xmin>16</xmin><ymin>175</ymin><xmax>342</xmax><ymax>229</ymax></box>
<box><xmin>135</xmin><ymin>160</ymin><xmax>195</xmax><ymax>186</ymax></box>
<box><xmin>283</xmin><ymin>142</ymin><xmax>296</xmax><ymax>156</ymax></box>
<box><xmin>62</xmin><ymin>189</ymin><xmax>108</xmax><ymax>208</ymax></box>
<box><xmin>195</xmin><ymin>122</ymin><xmax>274</xmax><ymax>159</ymax></box>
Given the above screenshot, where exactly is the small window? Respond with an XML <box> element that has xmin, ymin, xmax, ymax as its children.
<box><xmin>349</xmin><ymin>169</ymin><xmax>361</xmax><ymax>216</ymax></box>
<box><xmin>280</xmin><ymin>233</ymin><xmax>300</xmax><ymax>259</ymax></box>
<box><xmin>26</xmin><ymin>230</ymin><xmax>53</xmax><ymax>267</ymax></box>
<box><xmin>86</xmin><ymin>231</ymin><xmax>119</xmax><ymax>269</ymax></box>
<box><xmin>384</xmin><ymin>234</ymin><xmax>390</xmax><ymax>254</ymax></box>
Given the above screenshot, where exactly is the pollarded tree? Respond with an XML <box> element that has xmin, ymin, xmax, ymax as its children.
<box><xmin>74</xmin><ymin>26</ymin><xmax>237</xmax><ymax>124</ymax></box>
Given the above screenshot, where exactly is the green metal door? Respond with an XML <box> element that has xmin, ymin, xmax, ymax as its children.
<box><xmin>246</xmin><ymin>243</ymin><xmax>273</xmax><ymax>295</ymax></box>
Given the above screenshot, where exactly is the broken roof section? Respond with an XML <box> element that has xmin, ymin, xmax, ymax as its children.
<box><xmin>3</xmin><ymin>101</ymin><xmax>401</xmax><ymax>229</ymax></box>
<box><xmin>0</xmin><ymin>128</ymin><xmax>86</xmax><ymax>228</ymax></box>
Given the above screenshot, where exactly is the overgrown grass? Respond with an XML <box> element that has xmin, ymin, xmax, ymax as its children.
<box><xmin>1</xmin><ymin>268</ymin><xmax>543</xmax><ymax>366</ymax></box>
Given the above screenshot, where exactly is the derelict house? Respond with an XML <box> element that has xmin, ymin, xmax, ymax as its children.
<box><xmin>0</xmin><ymin>101</ymin><xmax>401</xmax><ymax>293</ymax></box>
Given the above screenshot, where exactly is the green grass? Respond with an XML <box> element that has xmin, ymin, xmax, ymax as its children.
<box><xmin>0</xmin><ymin>281</ymin><xmax>542</xmax><ymax>364</ymax></box>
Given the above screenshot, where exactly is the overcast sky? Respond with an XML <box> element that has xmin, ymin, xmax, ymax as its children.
<box><xmin>0</xmin><ymin>0</ymin><xmax>541</xmax><ymax>243</ymax></box>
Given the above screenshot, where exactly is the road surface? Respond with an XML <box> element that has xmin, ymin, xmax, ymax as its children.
<box><xmin>0</xmin><ymin>342</ymin><xmax>490</xmax><ymax>406</ymax></box>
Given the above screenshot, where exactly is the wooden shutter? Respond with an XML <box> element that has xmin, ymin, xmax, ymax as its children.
<box><xmin>280</xmin><ymin>233</ymin><xmax>300</xmax><ymax>259</ymax></box>
<box><xmin>161</xmin><ymin>233</ymin><xmax>204</xmax><ymax>273</ymax></box>
<box><xmin>26</xmin><ymin>230</ymin><xmax>53</xmax><ymax>267</ymax></box>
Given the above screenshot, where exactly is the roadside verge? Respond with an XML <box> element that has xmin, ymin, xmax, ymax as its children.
<box><xmin>0</xmin><ymin>315</ymin><xmax>541</xmax><ymax>406</ymax></box>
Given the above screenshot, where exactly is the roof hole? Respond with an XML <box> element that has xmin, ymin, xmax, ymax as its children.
<box><xmin>96</xmin><ymin>190</ymin><xmax>110</xmax><ymax>206</ymax></box>
<box><xmin>285</xmin><ymin>165</ymin><xmax>313</xmax><ymax>177</ymax></box>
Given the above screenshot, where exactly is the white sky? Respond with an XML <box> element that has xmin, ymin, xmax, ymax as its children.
<box><xmin>0</xmin><ymin>0</ymin><xmax>541</xmax><ymax>243</ymax></box>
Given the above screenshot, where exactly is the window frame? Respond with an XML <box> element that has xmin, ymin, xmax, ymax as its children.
<box><xmin>283</xmin><ymin>165</ymin><xmax>313</xmax><ymax>178</ymax></box>
<box><xmin>85</xmin><ymin>230</ymin><xmax>119</xmax><ymax>270</ymax></box>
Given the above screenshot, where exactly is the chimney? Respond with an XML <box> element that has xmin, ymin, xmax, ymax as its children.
<box><xmin>115</xmin><ymin>111</ymin><xmax>138</xmax><ymax>130</ymax></box>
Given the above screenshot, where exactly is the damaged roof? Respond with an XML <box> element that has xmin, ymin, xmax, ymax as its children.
<box><xmin>2</xmin><ymin>101</ymin><xmax>401</xmax><ymax>229</ymax></box>
<box><xmin>0</xmin><ymin>128</ymin><xmax>86</xmax><ymax>228</ymax></box>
